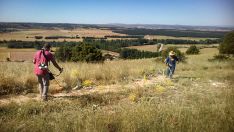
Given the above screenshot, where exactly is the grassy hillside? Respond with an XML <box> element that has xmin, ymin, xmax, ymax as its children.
<box><xmin>0</xmin><ymin>48</ymin><xmax>233</xmax><ymax>131</ymax></box>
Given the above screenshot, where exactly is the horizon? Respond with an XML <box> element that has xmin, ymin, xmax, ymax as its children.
<box><xmin>1</xmin><ymin>21</ymin><xmax>234</xmax><ymax>28</ymax></box>
<box><xmin>0</xmin><ymin>0</ymin><xmax>234</xmax><ymax>27</ymax></box>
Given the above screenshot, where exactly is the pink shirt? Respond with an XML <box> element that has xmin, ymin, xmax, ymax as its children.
<box><xmin>33</xmin><ymin>50</ymin><xmax>53</xmax><ymax>75</ymax></box>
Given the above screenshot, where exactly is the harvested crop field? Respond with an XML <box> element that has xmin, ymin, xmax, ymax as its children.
<box><xmin>128</xmin><ymin>44</ymin><xmax>218</xmax><ymax>53</ymax></box>
<box><xmin>9</xmin><ymin>52</ymin><xmax>34</xmax><ymax>61</ymax></box>
<box><xmin>144</xmin><ymin>35</ymin><xmax>218</xmax><ymax>40</ymax></box>
<box><xmin>0</xmin><ymin>28</ymin><xmax>125</xmax><ymax>41</ymax></box>
<box><xmin>0</xmin><ymin>48</ymin><xmax>36</xmax><ymax>61</ymax></box>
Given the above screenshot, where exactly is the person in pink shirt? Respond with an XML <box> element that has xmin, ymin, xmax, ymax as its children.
<box><xmin>33</xmin><ymin>43</ymin><xmax>63</xmax><ymax>101</ymax></box>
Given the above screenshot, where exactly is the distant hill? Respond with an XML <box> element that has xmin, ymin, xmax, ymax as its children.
<box><xmin>0</xmin><ymin>22</ymin><xmax>233</xmax><ymax>38</ymax></box>
<box><xmin>105</xmin><ymin>23</ymin><xmax>234</xmax><ymax>32</ymax></box>
<box><xmin>1</xmin><ymin>22</ymin><xmax>233</xmax><ymax>31</ymax></box>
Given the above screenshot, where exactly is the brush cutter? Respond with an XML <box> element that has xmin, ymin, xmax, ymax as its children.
<box><xmin>48</xmin><ymin>68</ymin><xmax>64</xmax><ymax>88</ymax></box>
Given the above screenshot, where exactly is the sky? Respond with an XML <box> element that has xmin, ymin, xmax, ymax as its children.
<box><xmin>0</xmin><ymin>0</ymin><xmax>233</xmax><ymax>26</ymax></box>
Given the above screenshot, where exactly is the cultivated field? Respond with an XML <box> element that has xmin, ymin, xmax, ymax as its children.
<box><xmin>0</xmin><ymin>28</ymin><xmax>218</xmax><ymax>42</ymax></box>
<box><xmin>0</xmin><ymin>48</ymin><xmax>120</xmax><ymax>61</ymax></box>
<box><xmin>0</xmin><ymin>28</ymin><xmax>125</xmax><ymax>42</ymax></box>
<box><xmin>0</xmin><ymin>48</ymin><xmax>36</xmax><ymax>61</ymax></box>
<box><xmin>128</xmin><ymin>44</ymin><xmax>219</xmax><ymax>53</ymax></box>
<box><xmin>127</xmin><ymin>45</ymin><xmax>158</xmax><ymax>52</ymax></box>
<box><xmin>144</xmin><ymin>35</ymin><xmax>218</xmax><ymax>40</ymax></box>
<box><xmin>0</xmin><ymin>48</ymin><xmax>233</xmax><ymax>131</ymax></box>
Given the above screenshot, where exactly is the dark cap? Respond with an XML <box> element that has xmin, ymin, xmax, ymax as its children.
<box><xmin>43</xmin><ymin>43</ymin><xmax>51</xmax><ymax>49</ymax></box>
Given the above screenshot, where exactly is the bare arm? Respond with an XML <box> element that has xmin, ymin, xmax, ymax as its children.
<box><xmin>33</xmin><ymin>53</ymin><xmax>36</xmax><ymax>64</ymax></box>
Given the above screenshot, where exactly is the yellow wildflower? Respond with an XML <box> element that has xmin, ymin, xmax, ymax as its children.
<box><xmin>82</xmin><ymin>80</ymin><xmax>94</xmax><ymax>87</ymax></box>
<box><xmin>164</xmin><ymin>79</ymin><xmax>174</xmax><ymax>86</ymax></box>
<box><xmin>155</xmin><ymin>84</ymin><xmax>166</xmax><ymax>93</ymax></box>
<box><xmin>70</xmin><ymin>69</ymin><xmax>79</xmax><ymax>79</ymax></box>
<box><xmin>128</xmin><ymin>93</ymin><xmax>137</xmax><ymax>102</ymax></box>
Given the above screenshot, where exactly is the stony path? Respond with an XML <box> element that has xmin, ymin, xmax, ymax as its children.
<box><xmin>0</xmin><ymin>75</ymin><xmax>225</xmax><ymax>106</ymax></box>
<box><xmin>0</xmin><ymin>75</ymin><xmax>169</xmax><ymax>105</ymax></box>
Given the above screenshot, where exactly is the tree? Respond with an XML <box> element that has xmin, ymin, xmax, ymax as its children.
<box><xmin>55</xmin><ymin>43</ymin><xmax>103</xmax><ymax>62</ymax></box>
<box><xmin>120</xmin><ymin>48</ymin><xmax>159</xmax><ymax>59</ymax></box>
<box><xmin>71</xmin><ymin>43</ymin><xmax>103</xmax><ymax>62</ymax></box>
<box><xmin>34</xmin><ymin>41</ymin><xmax>43</xmax><ymax>50</ymax></box>
<box><xmin>219</xmin><ymin>31</ymin><xmax>234</xmax><ymax>55</ymax></box>
<box><xmin>55</xmin><ymin>45</ymin><xmax>73</xmax><ymax>62</ymax></box>
<box><xmin>186</xmin><ymin>45</ymin><xmax>200</xmax><ymax>55</ymax></box>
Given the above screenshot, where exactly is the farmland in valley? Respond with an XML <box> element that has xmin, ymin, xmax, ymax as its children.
<box><xmin>0</xmin><ymin>28</ymin><xmax>125</xmax><ymax>42</ymax></box>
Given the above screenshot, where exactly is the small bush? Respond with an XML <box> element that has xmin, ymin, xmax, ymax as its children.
<box><xmin>186</xmin><ymin>45</ymin><xmax>200</xmax><ymax>55</ymax></box>
<box><xmin>34</xmin><ymin>36</ymin><xmax>43</xmax><ymax>39</ymax></box>
<box><xmin>209</xmin><ymin>54</ymin><xmax>230</xmax><ymax>61</ymax></box>
<box><xmin>55</xmin><ymin>43</ymin><xmax>104</xmax><ymax>62</ymax></box>
<box><xmin>161</xmin><ymin>47</ymin><xmax>186</xmax><ymax>62</ymax></box>
<box><xmin>120</xmin><ymin>48</ymin><xmax>159</xmax><ymax>59</ymax></box>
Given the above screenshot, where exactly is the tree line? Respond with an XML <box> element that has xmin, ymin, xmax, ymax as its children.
<box><xmin>1</xmin><ymin>38</ymin><xmax>221</xmax><ymax>51</ymax></box>
<box><xmin>120</xmin><ymin>48</ymin><xmax>159</xmax><ymax>59</ymax></box>
<box><xmin>0</xmin><ymin>37</ymin><xmax>225</xmax><ymax>62</ymax></box>
<box><xmin>112</xmin><ymin>28</ymin><xmax>228</xmax><ymax>38</ymax></box>
<box><xmin>104</xmin><ymin>35</ymin><xmax>144</xmax><ymax>39</ymax></box>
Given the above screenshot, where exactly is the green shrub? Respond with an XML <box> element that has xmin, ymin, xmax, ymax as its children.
<box><xmin>71</xmin><ymin>43</ymin><xmax>104</xmax><ymax>62</ymax></box>
<box><xmin>34</xmin><ymin>36</ymin><xmax>43</xmax><ymax>39</ymax></box>
<box><xmin>55</xmin><ymin>43</ymin><xmax>104</xmax><ymax>62</ymax></box>
<box><xmin>55</xmin><ymin>44</ymin><xmax>73</xmax><ymax>62</ymax></box>
<box><xmin>186</xmin><ymin>45</ymin><xmax>200</xmax><ymax>55</ymax></box>
<box><xmin>209</xmin><ymin>54</ymin><xmax>230</xmax><ymax>61</ymax></box>
<box><xmin>120</xmin><ymin>48</ymin><xmax>159</xmax><ymax>59</ymax></box>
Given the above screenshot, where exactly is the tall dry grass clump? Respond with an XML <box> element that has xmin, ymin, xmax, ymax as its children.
<box><xmin>57</xmin><ymin>59</ymin><xmax>164</xmax><ymax>89</ymax></box>
<box><xmin>0</xmin><ymin>62</ymin><xmax>37</xmax><ymax>95</ymax></box>
<box><xmin>0</xmin><ymin>59</ymin><xmax>164</xmax><ymax>94</ymax></box>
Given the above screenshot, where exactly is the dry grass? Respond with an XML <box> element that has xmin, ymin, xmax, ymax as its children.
<box><xmin>55</xmin><ymin>58</ymin><xmax>161</xmax><ymax>89</ymax></box>
<box><xmin>128</xmin><ymin>45</ymin><xmax>158</xmax><ymax>52</ymax></box>
<box><xmin>0</xmin><ymin>52</ymin><xmax>8</xmax><ymax>61</ymax></box>
<box><xmin>0</xmin><ymin>48</ymin><xmax>234</xmax><ymax>131</ymax></box>
<box><xmin>101</xmin><ymin>50</ymin><xmax>120</xmax><ymax>56</ymax></box>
